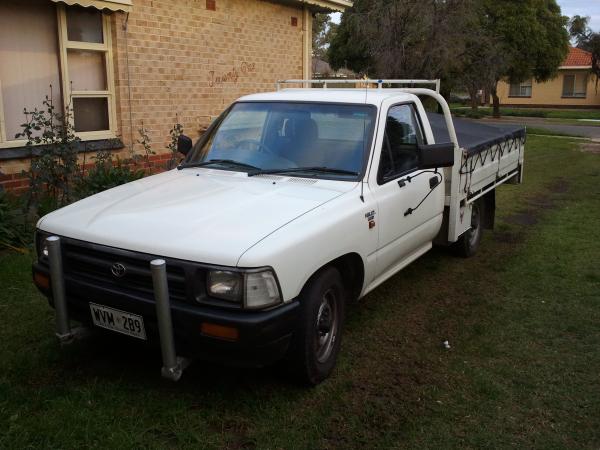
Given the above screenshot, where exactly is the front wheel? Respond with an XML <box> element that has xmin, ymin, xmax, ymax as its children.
<box><xmin>453</xmin><ymin>199</ymin><xmax>484</xmax><ymax>258</ymax></box>
<box><xmin>285</xmin><ymin>267</ymin><xmax>346</xmax><ymax>386</ymax></box>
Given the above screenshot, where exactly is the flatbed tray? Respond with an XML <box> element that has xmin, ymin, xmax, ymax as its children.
<box><xmin>427</xmin><ymin>113</ymin><xmax>526</xmax><ymax>155</ymax></box>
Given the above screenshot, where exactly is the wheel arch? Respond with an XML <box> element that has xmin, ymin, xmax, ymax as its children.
<box><xmin>302</xmin><ymin>252</ymin><xmax>365</xmax><ymax>302</ymax></box>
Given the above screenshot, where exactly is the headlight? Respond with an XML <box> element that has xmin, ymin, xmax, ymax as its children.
<box><xmin>35</xmin><ymin>230</ymin><xmax>50</xmax><ymax>259</ymax></box>
<box><xmin>207</xmin><ymin>270</ymin><xmax>243</xmax><ymax>302</ymax></box>
<box><xmin>206</xmin><ymin>268</ymin><xmax>282</xmax><ymax>309</ymax></box>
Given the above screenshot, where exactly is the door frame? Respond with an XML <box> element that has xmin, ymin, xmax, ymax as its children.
<box><xmin>365</xmin><ymin>96</ymin><xmax>436</xmax><ymax>187</ymax></box>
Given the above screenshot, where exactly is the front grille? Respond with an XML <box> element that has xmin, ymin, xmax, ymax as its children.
<box><xmin>62</xmin><ymin>239</ymin><xmax>190</xmax><ymax>303</ymax></box>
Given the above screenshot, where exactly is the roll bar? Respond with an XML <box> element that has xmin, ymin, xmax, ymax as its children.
<box><xmin>276</xmin><ymin>79</ymin><xmax>441</xmax><ymax>94</ymax></box>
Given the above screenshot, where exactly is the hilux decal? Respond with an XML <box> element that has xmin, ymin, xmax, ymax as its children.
<box><xmin>365</xmin><ymin>210</ymin><xmax>376</xmax><ymax>229</ymax></box>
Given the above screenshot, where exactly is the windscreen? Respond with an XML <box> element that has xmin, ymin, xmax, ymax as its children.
<box><xmin>188</xmin><ymin>102</ymin><xmax>376</xmax><ymax>179</ymax></box>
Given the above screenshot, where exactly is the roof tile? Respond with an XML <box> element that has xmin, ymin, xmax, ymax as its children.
<box><xmin>563</xmin><ymin>47</ymin><xmax>592</xmax><ymax>67</ymax></box>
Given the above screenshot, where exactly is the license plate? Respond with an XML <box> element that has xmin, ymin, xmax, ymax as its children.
<box><xmin>89</xmin><ymin>303</ymin><xmax>146</xmax><ymax>340</ymax></box>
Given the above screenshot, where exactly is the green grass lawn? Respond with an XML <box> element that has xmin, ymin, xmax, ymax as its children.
<box><xmin>525</xmin><ymin>127</ymin><xmax>586</xmax><ymax>138</ymax></box>
<box><xmin>1</xmin><ymin>136</ymin><xmax>600</xmax><ymax>449</ymax></box>
<box><xmin>452</xmin><ymin>106</ymin><xmax>600</xmax><ymax>122</ymax></box>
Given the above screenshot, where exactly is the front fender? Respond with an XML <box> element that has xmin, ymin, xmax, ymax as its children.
<box><xmin>237</xmin><ymin>188</ymin><xmax>378</xmax><ymax>301</ymax></box>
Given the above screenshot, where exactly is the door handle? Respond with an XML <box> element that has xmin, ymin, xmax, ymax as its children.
<box><xmin>429</xmin><ymin>176</ymin><xmax>440</xmax><ymax>189</ymax></box>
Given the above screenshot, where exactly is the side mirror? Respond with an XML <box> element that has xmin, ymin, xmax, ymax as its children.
<box><xmin>418</xmin><ymin>142</ymin><xmax>454</xmax><ymax>169</ymax></box>
<box><xmin>177</xmin><ymin>134</ymin><xmax>193</xmax><ymax>156</ymax></box>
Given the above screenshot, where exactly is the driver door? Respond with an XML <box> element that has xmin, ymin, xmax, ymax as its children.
<box><xmin>372</xmin><ymin>103</ymin><xmax>444</xmax><ymax>279</ymax></box>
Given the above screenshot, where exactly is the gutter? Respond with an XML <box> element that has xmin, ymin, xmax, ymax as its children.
<box><xmin>272</xmin><ymin>0</ymin><xmax>351</xmax><ymax>12</ymax></box>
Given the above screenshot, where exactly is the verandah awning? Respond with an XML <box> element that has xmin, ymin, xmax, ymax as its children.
<box><xmin>298</xmin><ymin>0</ymin><xmax>352</xmax><ymax>12</ymax></box>
<box><xmin>49</xmin><ymin>0</ymin><xmax>132</xmax><ymax>13</ymax></box>
<box><xmin>50</xmin><ymin>0</ymin><xmax>352</xmax><ymax>14</ymax></box>
<box><xmin>273</xmin><ymin>0</ymin><xmax>352</xmax><ymax>12</ymax></box>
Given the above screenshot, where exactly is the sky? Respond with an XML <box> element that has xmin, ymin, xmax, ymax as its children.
<box><xmin>331</xmin><ymin>1</ymin><xmax>600</xmax><ymax>31</ymax></box>
<box><xmin>558</xmin><ymin>0</ymin><xmax>600</xmax><ymax>31</ymax></box>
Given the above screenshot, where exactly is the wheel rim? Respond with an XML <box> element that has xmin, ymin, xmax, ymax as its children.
<box><xmin>314</xmin><ymin>288</ymin><xmax>339</xmax><ymax>363</ymax></box>
<box><xmin>468</xmin><ymin>203</ymin><xmax>481</xmax><ymax>247</ymax></box>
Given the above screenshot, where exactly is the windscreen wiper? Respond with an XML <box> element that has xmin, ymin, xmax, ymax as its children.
<box><xmin>177</xmin><ymin>159</ymin><xmax>262</xmax><ymax>171</ymax></box>
<box><xmin>248</xmin><ymin>167</ymin><xmax>359</xmax><ymax>177</ymax></box>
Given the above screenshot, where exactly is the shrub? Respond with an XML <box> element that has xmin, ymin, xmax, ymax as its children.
<box><xmin>3</xmin><ymin>90</ymin><xmax>185</xmax><ymax>254</ymax></box>
<box><xmin>0</xmin><ymin>190</ymin><xmax>32</xmax><ymax>252</ymax></box>
<box><xmin>464</xmin><ymin>109</ymin><xmax>486</xmax><ymax>119</ymax></box>
<box><xmin>166</xmin><ymin>120</ymin><xmax>184</xmax><ymax>169</ymax></box>
<box><xmin>75</xmin><ymin>151</ymin><xmax>144</xmax><ymax>199</ymax></box>
<box><xmin>502</xmin><ymin>109</ymin><xmax>547</xmax><ymax>118</ymax></box>
<box><xmin>135</xmin><ymin>122</ymin><xmax>154</xmax><ymax>164</ymax></box>
<box><xmin>15</xmin><ymin>92</ymin><xmax>80</xmax><ymax>211</ymax></box>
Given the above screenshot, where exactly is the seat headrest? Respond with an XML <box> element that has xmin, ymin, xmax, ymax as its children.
<box><xmin>283</xmin><ymin>116</ymin><xmax>318</xmax><ymax>140</ymax></box>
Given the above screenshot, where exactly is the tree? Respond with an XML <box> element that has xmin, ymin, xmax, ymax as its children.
<box><xmin>327</xmin><ymin>7</ymin><xmax>372</xmax><ymax>73</ymax></box>
<box><xmin>485</xmin><ymin>0</ymin><xmax>569</xmax><ymax>117</ymax></box>
<box><xmin>569</xmin><ymin>15</ymin><xmax>593</xmax><ymax>49</ymax></box>
<box><xmin>328</xmin><ymin>0</ymin><xmax>474</xmax><ymax>80</ymax></box>
<box><xmin>312</xmin><ymin>13</ymin><xmax>338</xmax><ymax>62</ymax></box>
<box><xmin>457</xmin><ymin>11</ymin><xmax>504</xmax><ymax>111</ymax></box>
<box><xmin>569</xmin><ymin>15</ymin><xmax>600</xmax><ymax>91</ymax></box>
<box><xmin>328</xmin><ymin>0</ymin><xmax>569</xmax><ymax>117</ymax></box>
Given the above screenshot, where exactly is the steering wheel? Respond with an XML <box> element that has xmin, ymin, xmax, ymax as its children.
<box><xmin>237</xmin><ymin>139</ymin><xmax>275</xmax><ymax>156</ymax></box>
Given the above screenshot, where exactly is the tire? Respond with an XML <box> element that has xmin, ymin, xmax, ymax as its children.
<box><xmin>453</xmin><ymin>199</ymin><xmax>484</xmax><ymax>258</ymax></box>
<box><xmin>285</xmin><ymin>267</ymin><xmax>346</xmax><ymax>386</ymax></box>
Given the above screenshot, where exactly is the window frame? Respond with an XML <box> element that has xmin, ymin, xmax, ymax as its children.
<box><xmin>0</xmin><ymin>81</ymin><xmax>5</xmax><ymax>144</ymax></box>
<box><xmin>562</xmin><ymin>72</ymin><xmax>588</xmax><ymax>99</ymax></box>
<box><xmin>508</xmin><ymin>79</ymin><xmax>533</xmax><ymax>98</ymax></box>
<box><xmin>0</xmin><ymin>3</ymin><xmax>117</xmax><ymax>149</ymax></box>
<box><xmin>187</xmin><ymin>100</ymin><xmax>378</xmax><ymax>181</ymax></box>
<box><xmin>58</xmin><ymin>4</ymin><xmax>117</xmax><ymax>139</ymax></box>
<box><xmin>376</xmin><ymin>102</ymin><xmax>426</xmax><ymax>185</ymax></box>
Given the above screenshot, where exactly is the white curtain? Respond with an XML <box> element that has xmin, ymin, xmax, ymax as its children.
<box><xmin>68</xmin><ymin>50</ymin><xmax>107</xmax><ymax>91</ymax></box>
<box><xmin>0</xmin><ymin>0</ymin><xmax>62</xmax><ymax>141</ymax></box>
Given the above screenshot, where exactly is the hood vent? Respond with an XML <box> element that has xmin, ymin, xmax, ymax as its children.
<box><xmin>286</xmin><ymin>177</ymin><xmax>318</xmax><ymax>185</ymax></box>
<box><xmin>252</xmin><ymin>174</ymin><xmax>285</xmax><ymax>181</ymax></box>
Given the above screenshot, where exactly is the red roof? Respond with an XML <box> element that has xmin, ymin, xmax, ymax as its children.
<box><xmin>563</xmin><ymin>47</ymin><xmax>592</xmax><ymax>67</ymax></box>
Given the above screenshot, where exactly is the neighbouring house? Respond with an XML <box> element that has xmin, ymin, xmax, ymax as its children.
<box><xmin>312</xmin><ymin>57</ymin><xmax>355</xmax><ymax>79</ymax></box>
<box><xmin>496</xmin><ymin>47</ymin><xmax>600</xmax><ymax>109</ymax></box>
<box><xmin>0</xmin><ymin>0</ymin><xmax>351</xmax><ymax>193</ymax></box>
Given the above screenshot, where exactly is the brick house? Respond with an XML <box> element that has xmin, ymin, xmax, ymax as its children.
<box><xmin>496</xmin><ymin>47</ymin><xmax>600</xmax><ymax>108</ymax></box>
<box><xmin>0</xmin><ymin>0</ymin><xmax>350</xmax><ymax>192</ymax></box>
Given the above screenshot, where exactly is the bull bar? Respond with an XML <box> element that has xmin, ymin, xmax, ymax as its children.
<box><xmin>46</xmin><ymin>236</ymin><xmax>190</xmax><ymax>381</ymax></box>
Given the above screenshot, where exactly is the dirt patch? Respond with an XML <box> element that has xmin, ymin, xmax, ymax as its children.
<box><xmin>204</xmin><ymin>417</ymin><xmax>256</xmax><ymax>450</ymax></box>
<box><xmin>504</xmin><ymin>211</ymin><xmax>538</xmax><ymax>226</ymax></box>
<box><xmin>497</xmin><ymin>178</ymin><xmax>569</xmax><ymax>240</ymax></box>
<box><xmin>493</xmin><ymin>231</ymin><xmax>522</xmax><ymax>244</ymax></box>
<box><xmin>527</xmin><ymin>194</ymin><xmax>555</xmax><ymax>209</ymax></box>
<box><xmin>547</xmin><ymin>178</ymin><xmax>569</xmax><ymax>194</ymax></box>
<box><xmin>580</xmin><ymin>143</ymin><xmax>600</xmax><ymax>154</ymax></box>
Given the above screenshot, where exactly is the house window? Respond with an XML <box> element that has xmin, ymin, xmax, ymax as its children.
<box><xmin>508</xmin><ymin>79</ymin><xmax>533</xmax><ymax>98</ymax></box>
<box><xmin>0</xmin><ymin>0</ymin><xmax>116</xmax><ymax>148</ymax></box>
<box><xmin>562</xmin><ymin>73</ymin><xmax>587</xmax><ymax>98</ymax></box>
<box><xmin>59</xmin><ymin>4</ymin><xmax>115</xmax><ymax>136</ymax></box>
<box><xmin>0</xmin><ymin>0</ymin><xmax>63</xmax><ymax>144</ymax></box>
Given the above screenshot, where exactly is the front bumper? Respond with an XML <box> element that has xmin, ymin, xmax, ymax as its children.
<box><xmin>33</xmin><ymin>262</ymin><xmax>299</xmax><ymax>367</ymax></box>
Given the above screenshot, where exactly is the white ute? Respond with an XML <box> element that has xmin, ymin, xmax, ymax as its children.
<box><xmin>33</xmin><ymin>80</ymin><xmax>525</xmax><ymax>385</ymax></box>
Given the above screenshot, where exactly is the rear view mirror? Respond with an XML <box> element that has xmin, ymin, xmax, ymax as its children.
<box><xmin>177</xmin><ymin>134</ymin><xmax>193</xmax><ymax>156</ymax></box>
<box><xmin>418</xmin><ymin>143</ymin><xmax>454</xmax><ymax>169</ymax></box>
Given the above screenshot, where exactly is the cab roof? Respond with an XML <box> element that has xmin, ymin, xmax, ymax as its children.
<box><xmin>237</xmin><ymin>89</ymin><xmax>417</xmax><ymax>107</ymax></box>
